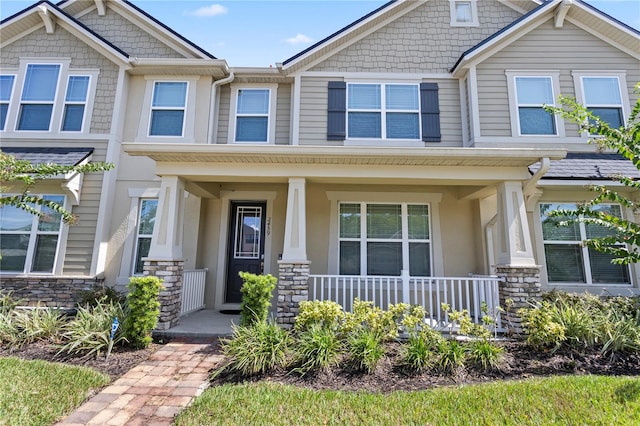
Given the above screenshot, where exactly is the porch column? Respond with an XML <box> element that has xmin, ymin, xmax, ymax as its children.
<box><xmin>277</xmin><ymin>178</ymin><xmax>309</xmax><ymax>328</ymax></box>
<box><xmin>494</xmin><ymin>181</ymin><xmax>541</xmax><ymax>334</ymax></box>
<box><xmin>143</xmin><ymin>175</ymin><xmax>186</xmax><ymax>331</ymax></box>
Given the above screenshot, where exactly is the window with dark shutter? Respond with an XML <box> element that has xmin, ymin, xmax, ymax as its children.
<box><xmin>327</xmin><ymin>81</ymin><xmax>346</xmax><ymax>141</ymax></box>
<box><xmin>420</xmin><ymin>83</ymin><xmax>441</xmax><ymax>142</ymax></box>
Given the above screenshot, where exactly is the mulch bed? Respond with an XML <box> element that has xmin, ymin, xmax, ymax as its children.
<box><xmin>212</xmin><ymin>341</ymin><xmax>640</xmax><ymax>393</ymax></box>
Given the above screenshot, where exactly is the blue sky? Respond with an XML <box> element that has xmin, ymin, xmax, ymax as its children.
<box><xmin>1</xmin><ymin>0</ymin><xmax>639</xmax><ymax>66</ymax></box>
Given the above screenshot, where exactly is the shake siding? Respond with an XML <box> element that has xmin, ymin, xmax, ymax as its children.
<box><xmin>1</xmin><ymin>27</ymin><xmax>119</xmax><ymax>134</ymax></box>
<box><xmin>310</xmin><ymin>0</ymin><xmax>521</xmax><ymax>73</ymax></box>
<box><xmin>276</xmin><ymin>84</ymin><xmax>291</xmax><ymax>145</ymax></box>
<box><xmin>216</xmin><ymin>85</ymin><xmax>231</xmax><ymax>144</ymax></box>
<box><xmin>477</xmin><ymin>20</ymin><xmax>640</xmax><ymax>137</ymax></box>
<box><xmin>77</xmin><ymin>8</ymin><xmax>185</xmax><ymax>58</ymax></box>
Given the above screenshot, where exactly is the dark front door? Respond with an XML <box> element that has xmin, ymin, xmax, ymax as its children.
<box><xmin>225</xmin><ymin>202</ymin><xmax>267</xmax><ymax>303</ymax></box>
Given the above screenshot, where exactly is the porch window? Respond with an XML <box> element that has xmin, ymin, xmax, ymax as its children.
<box><xmin>0</xmin><ymin>195</ymin><xmax>64</xmax><ymax>273</ymax></box>
<box><xmin>347</xmin><ymin>84</ymin><xmax>420</xmax><ymax>140</ymax></box>
<box><xmin>133</xmin><ymin>199</ymin><xmax>157</xmax><ymax>274</ymax></box>
<box><xmin>540</xmin><ymin>203</ymin><xmax>630</xmax><ymax>285</ymax></box>
<box><xmin>339</xmin><ymin>203</ymin><xmax>431</xmax><ymax>276</ymax></box>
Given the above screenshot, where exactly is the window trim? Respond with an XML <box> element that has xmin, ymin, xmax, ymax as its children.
<box><xmin>346</xmin><ymin>82</ymin><xmax>422</xmax><ymax>143</ymax></box>
<box><xmin>0</xmin><ymin>59</ymin><xmax>99</xmax><ymax>135</ymax></box>
<box><xmin>0</xmin><ymin>74</ymin><xmax>16</xmax><ymax>131</ymax></box>
<box><xmin>0</xmin><ymin>194</ymin><xmax>67</xmax><ymax>275</ymax></box>
<box><xmin>537</xmin><ymin>202</ymin><xmax>632</xmax><ymax>286</ymax></box>
<box><xmin>229</xmin><ymin>83</ymin><xmax>278</xmax><ymax>144</ymax></box>
<box><xmin>505</xmin><ymin>71</ymin><xmax>564</xmax><ymax>137</ymax></box>
<box><xmin>450</xmin><ymin>0</ymin><xmax>479</xmax><ymax>27</ymax></box>
<box><xmin>136</xmin><ymin>76</ymin><xmax>198</xmax><ymax>143</ymax></box>
<box><xmin>327</xmin><ymin>192</ymin><xmax>444</xmax><ymax>276</ymax></box>
<box><xmin>572</xmin><ymin>71</ymin><xmax>630</xmax><ymax>137</ymax></box>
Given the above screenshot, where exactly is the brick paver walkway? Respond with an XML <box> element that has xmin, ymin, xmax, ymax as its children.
<box><xmin>57</xmin><ymin>339</ymin><xmax>222</xmax><ymax>426</ymax></box>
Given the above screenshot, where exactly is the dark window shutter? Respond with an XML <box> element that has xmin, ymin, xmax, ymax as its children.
<box><xmin>327</xmin><ymin>81</ymin><xmax>346</xmax><ymax>141</ymax></box>
<box><xmin>420</xmin><ymin>82</ymin><xmax>441</xmax><ymax>142</ymax></box>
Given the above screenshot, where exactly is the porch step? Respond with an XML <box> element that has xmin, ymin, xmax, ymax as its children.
<box><xmin>155</xmin><ymin>309</ymin><xmax>239</xmax><ymax>339</ymax></box>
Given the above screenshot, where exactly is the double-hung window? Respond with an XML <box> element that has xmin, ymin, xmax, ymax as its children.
<box><xmin>514</xmin><ymin>76</ymin><xmax>556</xmax><ymax>135</ymax></box>
<box><xmin>133</xmin><ymin>199</ymin><xmax>157</xmax><ymax>275</ymax></box>
<box><xmin>149</xmin><ymin>82</ymin><xmax>187</xmax><ymax>136</ymax></box>
<box><xmin>0</xmin><ymin>195</ymin><xmax>64</xmax><ymax>274</ymax></box>
<box><xmin>339</xmin><ymin>203</ymin><xmax>431</xmax><ymax>276</ymax></box>
<box><xmin>0</xmin><ymin>75</ymin><xmax>15</xmax><ymax>130</ymax></box>
<box><xmin>347</xmin><ymin>83</ymin><xmax>420</xmax><ymax>140</ymax></box>
<box><xmin>540</xmin><ymin>203</ymin><xmax>630</xmax><ymax>285</ymax></box>
<box><xmin>581</xmin><ymin>77</ymin><xmax>624</xmax><ymax>129</ymax></box>
<box><xmin>235</xmin><ymin>89</ymin><xmax>270</xmax><ymax>142</ymax></box>
<box><xmin>17</xmin><ymin>64</ymin><xmax>61</xmax><ymax>131</ymax></box>
<box><xmin>61</xmin><ymin>75</ymin><xmax>90</xmax><ymax>131</ymax></box>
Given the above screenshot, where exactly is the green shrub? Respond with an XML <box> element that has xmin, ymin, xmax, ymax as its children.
<box><xmin>239</xmin><ymin>273</ymin><xmax>277</xmax><ymax>326</ymax></box>
<box><xmin>601</xmin><ymin>311</ymin><xmax>640</xmax><ymax>354</ymax></box>
<box><xmin>13</xmin><ymin>307</ymin><xmax>65</xmax><ymax>345</ymax></box>
<box><xmin>342</xmin><ymin>299</ymin><xmax>402</xmax><ymax>340</ymax></box>
<box><xmin>292</xmin><ymin>324</ymin><xmax>342</xmax><ymax>375</ymax></box>
<box><xmin>553</xmin><ymin>299</ymin><xmax>600</xmax><ymax>348</ymax></box>
<box><xmin>77</xmin><ymin>286</ymin><xmax>125</xmax><ymax>308</ymax></box>
<box><xmin>519</xmin><ymin>302</ymin><xmax>566</xmax><ymax>349</ymax></box>
<box><xmin>214</xmin><ymin>321</ymin><xmax>291</xmax><ymax>377</ymax></box>
<box><xmin>0</xmin><ymin>312</ymin><xmax>22</xmax><ymax>347</ymax></box>
<box><xmin>467</xmin><ymin>340</ymin><xmax>504</xmax><ymax>371</ymax></box>
<box><xmin>124</xmin><ymin>276</ymin><xmax>163</xmax><ymax>348</ymax></box>
<box><xmin>402</xmin><ymin>331</ymin><xmax>438</xmax><ymax>372</ymax></box>
<box><xmin>58</xmin><ymin>298</ymin><xmax>128</xmax><ymax>358</ymax></box>
<box><xmin>0</xmin><ymin>290</ymin><xmax>21</xmax><ymax>314</ymax></box>
<box><xmin>295</xmin><ymin>300</ymin><xmax>346</xmax><ymax>332</ymax></box>
<box><xmin>346</xmin><ymin>328</ymin><xmax>385</xmax><ymax>373</ymax></box>
<box><xmin>436</xmin><ymin>339</ymin><xmax>466</xmax><ymax>373</ymax></box>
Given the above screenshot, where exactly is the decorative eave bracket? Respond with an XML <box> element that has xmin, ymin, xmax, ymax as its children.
<box><xmin>37</xmin><ymin>5</ymin><xmax>56</xmax><ymax>34</ymax></box>
<box><xmin>555</xmin><ymin>0</ymin><xmax>573</xmax><ymax>28</ymax></box>
<box><xmin>94</xmin><ymin>0</ymin><xmax>106</xmax><ymax>16</ymax></box>
<box><xmin>523</xmin><ymin>157</ymin><xmax>550</xmax><ymax>212</ymax></box>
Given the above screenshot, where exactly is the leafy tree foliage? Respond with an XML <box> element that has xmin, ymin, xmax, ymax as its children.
<box><xmin>0</xmin><ymin>152</ymin><xmax>113</xmax><ymax>224</ymax></box>
<box><xmin>545</xmin><ymin>83</ymin><xmax>640</xmax><ymax>264</ymax></box>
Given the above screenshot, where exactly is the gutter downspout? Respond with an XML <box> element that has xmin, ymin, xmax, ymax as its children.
<box><xmin>207</xmin><ymin>72</ymin><xmax>235</xmax><ymax>144</ymax></box>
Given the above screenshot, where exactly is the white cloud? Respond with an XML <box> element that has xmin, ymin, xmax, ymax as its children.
<box><xmin>284</xmin><ymin>33</ymin><xmax>312</xmax><ymax>45</ymax></box>
<box><xmin>188</xmin><ymin>4</ymin><xmax>228</xmax><ymax>17</ymax></box>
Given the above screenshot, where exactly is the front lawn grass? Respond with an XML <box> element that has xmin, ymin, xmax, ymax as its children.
<box><xmin>0</xmin><ymin>357</ymin><xmax>109</xmax><ymax>426</ymax></box>
<box><xmin>176</xmin><ymin>375</ymin><xmax>640</xmax><ymax>425</ymax></box>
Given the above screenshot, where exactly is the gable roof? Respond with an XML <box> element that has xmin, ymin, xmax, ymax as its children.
<box><xmin>0</xmin><ymin>0</ymin><xmax>130</xmax><ymax>65</ymax></box>
<box><xmin>57</xmin><ymin>0</ymin><xmax>215</xmax><ymax>59</ymax></box>
<box><xmin>451</xmin><ymin>0</ymin><xmax>640</xmax><ymax>74</ymax></box>
<box><xmin>279</xmin><ymin>0</ymin><xmax>424</xmax><ymax>73</ymax></box>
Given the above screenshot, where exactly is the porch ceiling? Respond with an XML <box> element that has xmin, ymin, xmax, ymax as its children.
<box><xmin>123</xmin><ymin>143</ymin><xmax>566</xmax><ymax>167</ymax></box>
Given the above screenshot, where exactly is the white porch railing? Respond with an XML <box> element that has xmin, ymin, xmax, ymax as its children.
<box><xmin>308</xmin><ymin>273</ymin><xmax>503</xmax><ymax>331</ymax></box>
<box><xmin>180</xmin><ymin>269</ymin><xmax>207</xmax><ymax>317</ymax></box>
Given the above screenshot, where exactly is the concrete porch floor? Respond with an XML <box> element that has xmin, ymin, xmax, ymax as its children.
<box><xmin>156</xmin><ymin>310</ymin><xmax>239</xmax><ymax>339</ymax></box>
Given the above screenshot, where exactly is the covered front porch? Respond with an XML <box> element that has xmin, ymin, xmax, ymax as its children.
<box><xmin>122</xmin><ymin>144</ymin><xmax>566</xmax><ymax>333</ymax></box>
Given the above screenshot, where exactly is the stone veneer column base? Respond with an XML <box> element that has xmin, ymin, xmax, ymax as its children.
<box><xmin>143</xmin><ymin>259</ymin><xmax>184</xmax><ymax>331</ymax></box>
<box><xmin>277</xmin><ymin>260</ymin><xmax>310</xmax><ymax>328</ymax></box>
<box><xmin>495</xmin><ymin>264</ymin><xmax>542</xmax><ymax>334</ymax></box>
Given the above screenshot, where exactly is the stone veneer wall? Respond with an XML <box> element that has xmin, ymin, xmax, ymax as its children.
<box><xmin>0</xmin><ymin>277</ymin><xmax>103</xmax><ymax>308</ymax></box>
<box><xmin>277</xmin><ymin>260</ymin><xmax>310</xmax><ymax>328</ymax></box>
<box><xmin>143</xmin><ymin>259</ymin><xmax>184</xmax><ymax>331</ymax></box>
<box><xmin>495</xmin><ymin>265</ymin><xmax>542</xmax><ymax>334</ymax></box>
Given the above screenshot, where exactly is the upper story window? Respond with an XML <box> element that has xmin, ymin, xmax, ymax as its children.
<box><xmin>515</xmin><ymin>77</ymin><xmax>556</xmax><ymax>135</ymax></box>
<box><xmin>581</xmin><ymin>77</ymin><xmax>624</xmax><ymax>129</ymax></box>
<box><xmin>0</xmin><ymin>195</ymin><xmax>65</xmax><ymax>274</ymax></box>
<box><xmin>149</xmin><ymin>81</ymin><xmax>187</xmax><ymax>136</ymax></box>
<box><xmin>1</xmin><ymin>60</ymin><xmax>98</xmax><ymax>134</ymax></box>
<box><xmin>17</xmin><ymin>64</ymin><xmax>60</xmax><ymax>131</ymax></box>
<box><xmin>540</xmin><ymin>203</ymin><xmax>630</xmax><ymax>285</ymax></box>
<box><xmin>450</xmin><ymin>0</ymin><xmax>478</xmax><ymax>27</ymax></box>
<box><xmin>235</xmin><ymin>88</ymin><xmax>270</xmax><ymax>142</ymax></box>
<box><xmin>347</xmin><ymin>83</ymin><xmax>420</xmax><ymax>140</ymax></box>
<box><xmin>229</xmin><ymin>84</ymin><xmax>278</xmax><ymax>144</ymax></box>
<box><xmin>0</xmin><ymin>75</ymin><xmax>15</xmax><ymax>130</ymax></box>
